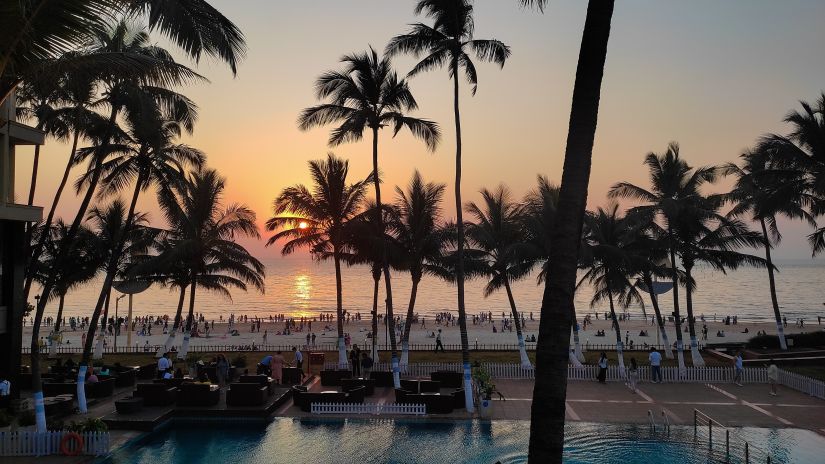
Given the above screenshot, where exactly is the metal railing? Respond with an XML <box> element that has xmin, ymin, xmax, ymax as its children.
<box><xmin>694</xmin><ymin>409</ymin><xmax>772</xmax><ymax>463</ymax></box>
<box><xmin>310</xmin><ymin>402</ymin><xmax>426</xmax><ymax>415</ymax></box>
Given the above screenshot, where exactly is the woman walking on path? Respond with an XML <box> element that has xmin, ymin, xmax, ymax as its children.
<box><xmin>271</xmin><ymin>351</ymin><xmax>286</xmax><ymax>384</ymax></box>
<box><xmin>627</xmin><ymin>358</ymin><xmax>638</xmax><ymax>393</ymax></box>
<box><xmin>767</xmin><ymin>360</ymin><xmax>778</xmax><ymax>396</ymax></box>
<box><xmin>733</xmin><ymin>351</ymin><xmax>744</xmax><ymax>386</ymax></box>
<box><xmin>597</xmin><ymin>352</ymin><xmax>608</xmax><ymax>384</ymax></box>
<box><xmin>216</xmin><ymin>354</ymin><xmax>229</xmax><ymax>388</ymax></box>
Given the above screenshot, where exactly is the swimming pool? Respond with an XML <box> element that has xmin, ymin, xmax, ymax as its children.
<box><xmin>100</xmin><ymin>419</ymin><xmax>825</xmax><ymax>464</ymax></box>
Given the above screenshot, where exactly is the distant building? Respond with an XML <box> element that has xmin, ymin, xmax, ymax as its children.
<box><xmin>0</xmin><ymin>91</ymin><xmax>45</xmax><ymax>397</ymax></box>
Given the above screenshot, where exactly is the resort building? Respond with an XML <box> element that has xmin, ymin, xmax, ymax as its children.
<box><xmin>0</xmin><ymin>91</ymin><xmax>44</xmax><ymax>396</ymax></box>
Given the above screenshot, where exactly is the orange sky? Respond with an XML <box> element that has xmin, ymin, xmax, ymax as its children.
<box><xmin>17</xmin><ymin>0</ymin><xmax>825</xmax><ymax>260</ymax></box>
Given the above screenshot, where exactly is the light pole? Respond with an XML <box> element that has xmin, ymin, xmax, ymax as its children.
<box><xmin>114</xmin><ymin>294</ymin><xmax>126</xmax><ymax>353</ymax></box>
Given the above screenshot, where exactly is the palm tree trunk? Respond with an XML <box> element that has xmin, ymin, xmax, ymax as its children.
<box><xmin>81</xmin><ymin>163</ymin><xmax>147</xmax><ymax>368</ymax></box>
<box><xmin>179</xmin><ymin>273</ymin><xmax>197</xmax><ymax>359</ymax></box>
<box><xmin>159</xmin><ymin>285</ymin><xmax>187</xmax><ymax>358</ymax></box>
<box><xmin>529</xmin><ymin>2</ymin><xmax>614</xmax><ymax>461</ymax></box>
<box><xmin>504</xmin><ymin>278</ymin><xmax>532</xmax><ymax>369</ymax></box>
<box><xmin>668</xmin><ymin>233</ymin><xmax>687</xmax><ymax>373</ymax></box>
<box><xmin>24</xmin><ymin>129</ymin><xmax>80</xmax><ymax>301</ymax></box>
<box><xmin>400</xmin><ymin>276</ymin><xmax>420</xmax><ymax>368</ymax></box>
<box><xmin>333</xmin><ymin>250</ymin><xmax>347</xmax><ymax>367</ymax></box>
<box><xmin>93</xmin><ymin>288</ymin><xmax>112</xmax><ymax>360</ymax></box>
<box><xmin>27</xmin><ymin>144</ymin><xmax>41</xmax><ymax>206</ymax></box>
<box><xmin>643</xmin><ymin>273</ymin><xmax>673</xmax><ymax>359</ymax></box>
<box><xmin>760</xmin><ymin>218</ymin><xmax>787</xmax><ymax>350</ymax></box>
<box><xmin>683</xmin><ymin>263</ymin><xmax>704</xmax><ymax>366</ymax></box>
<box><xmin>371</xmin><ymin>271</ymin><xmax>380</xmax><ymax>362</ymax></box>
<box><xmin>607</xmin><ymin>290</ymin><xmax>626</xmax><ymax>376</ymax></box>
<box><xmin>372</xmin><ymin>127</ymin><xmax>400</xmax><ymax>387</ymax></box>
<box><xmin>48</xmin><ymin>294</ymin><xmax>66</xmax><ymax>359</ymax></box>
<box><xmin>451</xmin><ymin>58</ymin><xmax>474</xmax><ymax>413</ymax></box>
<box><xmin>29</xmin><ymin>300</ymin><xmax>47</xmax><ymax>432</ymax></box>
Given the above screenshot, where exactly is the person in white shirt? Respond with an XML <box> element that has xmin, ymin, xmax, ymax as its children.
<box><xmin>734</xmin><ymin>351</ymin><xmax>744</xmax><ymax>386</ymax></box>
<box><xmin>157</xmin><ymin>353</ymin><xmax>172</xmax><ymax>378</ymax></box>
<box><xmin>767</xmin><ymin>360</ymin><xmax>778</xmax><ymax>396</ymax></box>
<box><xmin>648</xmin><ymin>347</ymin><xmax>663</xmax><ymax>383</ymax></box>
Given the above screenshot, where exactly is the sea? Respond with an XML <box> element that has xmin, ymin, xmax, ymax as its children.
<box><xmin>34</xmin><ymin>257</ymin><xmax>825</xmax><ymax>324</ymax></box>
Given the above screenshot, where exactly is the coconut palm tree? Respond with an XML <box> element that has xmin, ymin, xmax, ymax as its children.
<box><xmin>266</xmin><ymin>154</ymin><xmax>370</xmax><ymax>367</ymax></box>
<box><xmin>1</xmin><ymin>0</ymin><xmax>246</xmax><ymax>105</ymax></box>
<box><xmin>299</xmin><ymin>47</ymin><xmax>440</xmax><ymax>384</ymax></box>
<box><xmin>724</xmin><ymin>148</ymin><xmax>816</xmax><ymax>349</ymax></box>
<box><xmin>156</xmin><ymin>168</ymin><xmax>265</xmax><ymax>357</ymax></box>
<box><xmin>760</xmin><ymin>94</ymin><xmax>825</xmax><ymax>255</ymax></box>
<box><xmin>386</xmin><ymin>171</ymin><xmax>447</xmax><ymax>367</ymax></box>
<box><xmin>519</xmin><ymin>1</ymin><xmax>616</xmax><ymax>460</ymax></box>
<box><xmin>578</xmin><ymin>205</ymin><xmax>645</xmax><ymax>375</ymax></box>
<box><xmin>609</xmin><ymin>143</ymin><xmax>721</xmax><ymax>370</ymax></box>
<box><xmin>464</xmin><ymin>186</ymin><xmax>533</xmax><ymax>368</ymax></box>
<box><xmin>387</xmin><ymin>0</ymin><xmax>510</xmax><ymax>411</ymax></box>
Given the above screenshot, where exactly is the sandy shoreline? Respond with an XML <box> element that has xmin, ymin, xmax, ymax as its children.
<box><xmin>23</xmin><ymin>315</ymin><xmax>823</xmax><ymax>353</ymax></box>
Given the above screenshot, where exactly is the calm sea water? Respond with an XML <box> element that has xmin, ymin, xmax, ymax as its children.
<box><xmin>37</xmin><ymin>257</ymin><xmax>824</xmax><ymax>323</ymax></box>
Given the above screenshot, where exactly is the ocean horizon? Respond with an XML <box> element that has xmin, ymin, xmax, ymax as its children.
<box><xmin>31</xmin><ymin>257</ymin><xmax>825</xmax><ymax>324</ymax></box>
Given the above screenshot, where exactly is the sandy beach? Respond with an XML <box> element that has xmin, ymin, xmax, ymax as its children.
<box><xmin>23</xmin><ymin>314</ymin><xmax>824</xmax><ymax>354</ymax></box>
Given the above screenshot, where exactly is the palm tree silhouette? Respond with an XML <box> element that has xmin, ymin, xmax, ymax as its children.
<box><xmin>761</xmin><ymin>94</ymin><xmax>825</xmax><ymax>255</ymax></box>
<box><xmin>299</xmin><ymin>47</ymin><xmax>439</xmax><ymax>385</ymax></box>
<box><xmin>387</xmin><ymin>0</ymin><xmax>510</xmax><ymax>411</ymax></box>
<box><xmin>386</xmin><ymin>171</ymin><xmax>448</xmax><ymax>366</ymax></box>
<box><xmin>157</xmin><ymin>168</ymin><xmax>265</xmax><ymax>357</ymax></box>
<box><xmin>610</xmin><ymin>143</ymin><xmax>719</xmax><ymax>371</ymax></box>
<box><xmin>578</xmin><ymin>205</ymin><xmax>645</xmax><ymax>375</ymax></box>
<box><xmin>465</xmin><ymin>186</ymin><xmax>534</xmax><ymax>368</ymax></box>
<box><xmin>519</xmin><ymin>1</ymin><xmax>616</xmax><ymax>459</ymax></box>
<box><xmin>725</xmin><ymin>147</ymin><xmax>816</xmax><ymax>349</ymax></box>
<box><xmin>267</xmin><ymin>154</ymin><xmax>370</xmax><ymax>367</ymax></box>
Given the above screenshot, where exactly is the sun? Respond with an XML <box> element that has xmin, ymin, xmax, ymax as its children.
<box><xmin>298</xmin><ymin>221</ymin><xmax>308</xmax><ymax>230</ymax></box>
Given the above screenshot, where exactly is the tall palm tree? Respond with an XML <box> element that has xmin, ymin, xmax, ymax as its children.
<box><xmin>609</xmin><ymin>143</ymin><xmax>720</xmax><ymax>371</ymax></box>
<box><xmin>724</xmin><ymin>148</ymin><xmax>816</xmax><ymax>349</ymax></box>
<box><xmin>520</xmin><ymin>1</ymin><xmax>616</xmax><ymax>460</ymax></box>
<box><xmin>465</xmin><ymin>186</ymin><xmax>533</xmax><ymax>368</ymax></box>
<box><xmin>156</xmin><ymin>168</ymin><xmax>265</xmax><ymax>358</ymax></box>
<box><xmin>299</xmin><ymin>47</ymin><xmax>440</xmax><ymax>385</ymax></box>
<box><xmin>387</xmin><ymin>0</ymin><xmax>510</xmax><ymax>411</ymax></box>
<box><xmin>1</xmin><ymin>0</ymin><xmax>246</xmax><ymax>105</ymax></box>
<box><xmin>578</xmin><ymin>205</ymin><xmax>645</xmax><ymax>375</ymax></box>
<box><xmin>386</xmin><ymin>171</ymin><xmax>447</xmax><ymax>367</ymax></box>
<box><xmin>761</xmin><ymin>94</ymin><xmax>825</xmax><ymax>255</ymax></box>
<box><xmin>266</xmin><ymin>154</ymin><xmax>370</xmax><ymax>367</ymax></box>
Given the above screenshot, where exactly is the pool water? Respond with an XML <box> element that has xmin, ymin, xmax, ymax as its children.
<box><xmin>100</xmin><ymin>419</ymin><xmax>825</xmax><ymax>464</ymax></box>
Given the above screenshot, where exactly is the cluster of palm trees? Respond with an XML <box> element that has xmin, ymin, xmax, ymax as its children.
<box><xmin>6</xmin><ymin>2</ymin><xmax>261</xmax><ymax>432</ymax></box>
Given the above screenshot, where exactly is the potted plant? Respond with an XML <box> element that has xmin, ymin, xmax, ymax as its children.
<box><xmin>471</xmin><ymin>363</ymin><xmax>500</xmax><ymax>419</ymax></box>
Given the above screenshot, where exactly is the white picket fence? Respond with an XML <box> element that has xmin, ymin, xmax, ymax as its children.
<box><xmin>327</xmin><ymin>362</ymin><xmax>773</xmax><ymax>384</ymax></box>
<box><xmin>777</xmin><ymin>369</ymin><xmax>825</xmax><ymax>399</ymax></box>
<box><xmin>0</xmin><ymin>431</ymin><xmax>110</xmax><ymax>457</ymax></box>
<box><xmin>310</xmin><ymin>402</ymin><xmax>426</xmax><ymax>415</ymax></box>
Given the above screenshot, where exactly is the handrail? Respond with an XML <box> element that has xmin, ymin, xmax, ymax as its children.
<box><xmin>648</xmin><ymin>410</ymin><xmax>657</xmax><ymax>432</ymax></box>
<box><xmin>693</xmin><ymin>408</ymin><xmax>772</xmax><ymax>463</ymax></box>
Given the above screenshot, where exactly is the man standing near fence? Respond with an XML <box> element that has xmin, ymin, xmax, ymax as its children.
<box><xmin>733</xmin><ymin>351</ymin><xmax>744</xmax><ymax>386</ymax></box>
<box><xmin>435</xmin><ymin>329</ymin><xmax>445</xmax><ymax>353</ymax></box>
<box><xmin>648</xmin><ymin>347</ymin><xmax>662</xmax><ymax>383</ymax></box>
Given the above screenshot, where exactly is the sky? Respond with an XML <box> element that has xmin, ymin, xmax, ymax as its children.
<box><xmin>17</xmin><ymin>0</ymin><xmax>825</xmax><ymax>260</ymax></box>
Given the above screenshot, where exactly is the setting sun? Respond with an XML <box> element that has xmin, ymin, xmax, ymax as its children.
<box><xmin>298</xmin><ymin>221</ymin><xmax>308</xmax><ymax>229</ymax></box>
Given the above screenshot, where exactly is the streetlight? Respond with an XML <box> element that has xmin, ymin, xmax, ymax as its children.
<box><xmin>114</xmin><ymin>294</ymin><xmax>127</xmax><ymax>353</ymax></box>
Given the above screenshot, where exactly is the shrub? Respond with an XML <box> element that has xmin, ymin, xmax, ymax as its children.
<box><xmin>746</xmin><ymin>334</ymin><xmax>780</xmax><ymax>349</ymax></box>
<box><xmin>747</xmin><ymin>331</ymin><xmax>825</xmax><ymax>350</ymax></box>
<box><xmin>66</xmin><ymin>417</ymin><xmax>108</xmax><ymax>433</ymax></box>
<box><xmin>18</xmin><ymin>409</ymin><xmax>35</xmax><ymax>427</ymax></box>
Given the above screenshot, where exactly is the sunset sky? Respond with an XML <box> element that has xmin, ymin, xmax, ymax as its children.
<box><xmin>17</xmin><ymin>0</ymin><xmax>825</xmax><ymax>260</ymax></box>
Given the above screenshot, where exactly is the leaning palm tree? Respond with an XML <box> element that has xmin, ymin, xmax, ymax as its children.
<box><xmin>724</xmin><ymin>147</ymin><xmax>816</xmax><ymax>349</ymax></box>
<box><xmin>266</xmin><ymin>154</ymin><xmax>370</xmax><ymax>367</ymax></box>
<box><xmin>760</xmin><ymin>94</ymin><xmax>825</xmax><ymax>255</ymax></box>
<box><xmin>1</xmin><ymin>0</ymin><xmax>246</xmax><ymax>105</ymax></box>
<box><xmin>157</xmin><ymin>168</ymin><xmax>265</xmax><ymax>358</ymax></box>
<box><xmin>465</xmin><ymin>186</ymin><xmax>533</xmax><ymax>369</ymax></box>
<box><xmin>578</xmin><ymin>205</ymin><xmax>645</xmax><ymax>376</ymax></box>
<box><xmin>299</xmin><ymin>47</ymin><xmax>440</xmax><ymax>383</ymax></box>
<box><xmin>387</xmin><ymin>0</ymin><xmax>510</xmax><ymax>411</ymax></box>
<box><xmin>519</xmin><ymin>1</ymin><xmax>616</xmax><ymax>459</ymax></box>
<box><xmin>609</xmin><ymin>143</ymin><xmax>721</xmax><ymax>371</ymax></box>
<box><xmin>386</xmin><ymin>171</ymin><xmax>448</xmax><ymax>367</ymax></box>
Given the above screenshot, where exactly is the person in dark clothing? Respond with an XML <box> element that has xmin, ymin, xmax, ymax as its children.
<box><xmin>349</xmin><ymin>345</ymin><xmax>362</xmax><ymax>377</ymax></box>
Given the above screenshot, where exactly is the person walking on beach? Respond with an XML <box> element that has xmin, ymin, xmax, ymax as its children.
<box><xmin>733</xmin><ymin>351</ymin><xmax>744</xmax><ymax>386</ymax></box>
<box><xmin>648</xmin><ymin>347</ymin><xmax>662</xmax><ymax>383</ymax></box>
<box><xmin>597</xmin><ymin>352</ymin><xmax>608</xmax><ymax>384</ymax></box>
<box><xmin>627</xmin><ymin>358</ymin><xmax>638</xmax><ymax>393</ymax></box>
<box><xmin>767</xmin><ymin>359</ymin><xmax>778</xmax><ymax>396</ymax></box>
<box><xmin>435</xmin><ymin>329</ymin><xmax>445</xmax><ymax>353</ymax></box>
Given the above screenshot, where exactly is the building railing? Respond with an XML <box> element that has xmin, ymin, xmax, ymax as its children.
<box><xmin>0</xmin><ymin>431</ymin><xmax>109</xmax><ymax>457</ymax></box>
<box><xmin>694</xmin><ymin>409</ymin><xmax>772</xmax><ymax>463</ymax></box>
<box><xmin>310</xmin><ymin>402</ymin><xmax>426</xmax><ymax>415</ymax></box>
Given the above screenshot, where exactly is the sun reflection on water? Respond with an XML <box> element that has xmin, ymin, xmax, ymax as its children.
<box><xmin>292</xmin><ymin>273</ymin><xmax>312</xmax><ymax>312</ymax></box>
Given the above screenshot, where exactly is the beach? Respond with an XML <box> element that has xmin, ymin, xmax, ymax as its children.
<box><xmin>24</xmin><ymin>314</ymin><xmax>824</xmax><ymax>354</ymax></box>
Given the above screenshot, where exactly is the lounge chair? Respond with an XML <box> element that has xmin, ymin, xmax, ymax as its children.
<box><xmin>394</xmin><ymin>388</ymin><xmax>411</xmax><ymax>403</ymax></box>
<box><xmin>452</xmin><ymin>389</ymin><xmax>466</xmax><ymax>409</ymax></box>
<box><xmin>177</xmin><ymin>383</ymin><xmax>220</xmax><ymax>407</ymax></box>
<box><xmin>226</xmin><ymin>382</ymin><xmax>267</xmax><ymax>406</ymax></box>
<box><xmin>430</xmin><ymin>371</ymin><xmax>463</xmax><ymax>388</ymax></box>
<box><xmin>238</xmin><ymin>374</ymin><xmax>276</xmax><ymax>395</ymax></box>
<box><xmin>344</xmin><ymin>386</ymin><xmax>366</xmax><ymax>404</ymax></box>
<box><xmin>400</xmin><ymin>379</ymin><xmax>420</xmax><ymax>393</ymax></box>
<box><xmin>320</xmin><ymin>370</ymin><xmax>352</xmax><ymax>386</ymax></box>
<box><xmin>341</xmin><ymin>378</ymin><xmax>375</xmax><ymax>396</ymax></box>
<box><xmin>134</xmin><ymin>383</ymin><xmax>177</xmax><ymax>406</ymax></box>
<box><xmin>370</xmin><ymin>371</ymin><xmax>394</xmax><ymax>387</ymax></box>
<box><xmin>85</xmin><ymin>378</ymin><xmax>116</xmax><ymax>398</ymax></box>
